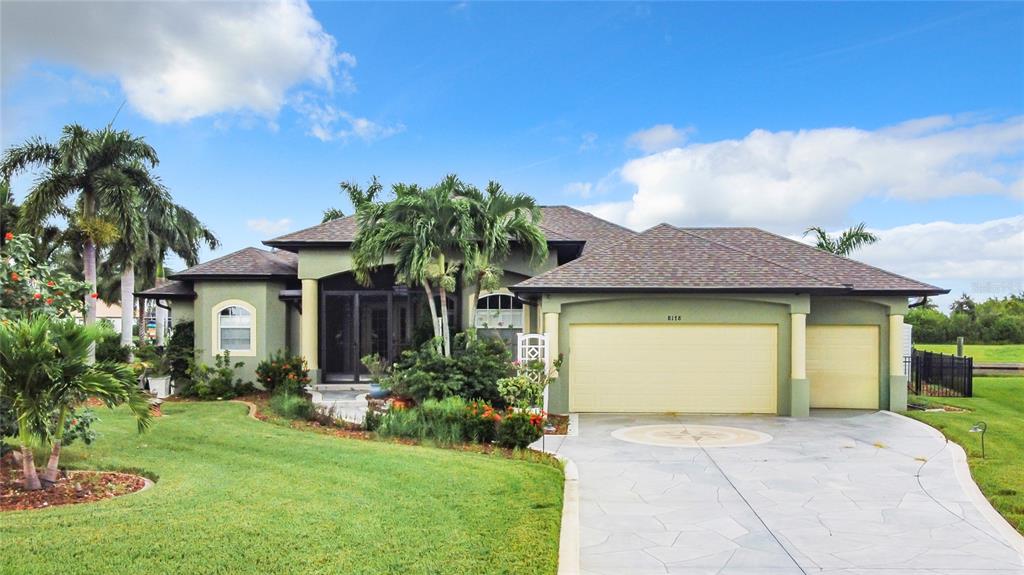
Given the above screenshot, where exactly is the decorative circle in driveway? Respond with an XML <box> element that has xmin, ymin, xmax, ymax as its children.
<box><xmin>611</xmin><ymin>424</ymin><xmax>772</xmax><ymax>448</ymax></box>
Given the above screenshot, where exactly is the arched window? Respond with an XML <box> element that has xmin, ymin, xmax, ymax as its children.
<box><xmin>215</xmin><ymin>302</ymin><xmax>254</xmax><ymax>354</ymax></box>
<box><xmin>475</xmin><ymin>293</ymin><xmax>523</xmax><ymax>329</ymax></box>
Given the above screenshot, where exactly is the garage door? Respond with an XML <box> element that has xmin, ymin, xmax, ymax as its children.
<box><xmin>569</xmin><ymin>324</ymin><xmax>778</xmax><ymax>413</ymax></box>
<box><xmin>807</xmin><ymin>325</ymin><xmax>879</xmax><ymax>409</ymax></box>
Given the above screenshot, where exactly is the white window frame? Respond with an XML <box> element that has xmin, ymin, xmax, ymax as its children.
<box><xmin>475</xmin><ymin>292</ymin><xmax>524</xmax><ymax>330</ymax></box>
<box><xmin>212</xmin><ymin>299</ymin><xmax>256</xmax><ymax>356</ymax></box>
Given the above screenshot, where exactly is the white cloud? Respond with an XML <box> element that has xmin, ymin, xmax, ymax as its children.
<box><xmin>587</xmin><ymin>115</ymin><xmax>1024</xmax><ymax>230</ymax></box>
<box><xmin>626</xmin><ymin>124</ymin><xmax>692</xmax><ymax>153</ymax></box>
<box><xmin>852</xmin><ymin>216</ymin><xmax>1024</xmax><ymax>283</ymax></box>
<box><xmin>247</xmin><ymin>218</ymin><xmax>293</xmax><ymax>236</ymax></box>
<box><xmin>295</xmin><ymin>98</ymin><xmax>405</xmax><ymax>143</ymax></box>
<box><xmin>2</xmin><ymin>0</ymin><xmax>352</xmax><ymax>123</ymax></box>
<box><xmin>563</xmin><ymin>182</ymin><xmax>593</xmax><ymax>198</ymax></box>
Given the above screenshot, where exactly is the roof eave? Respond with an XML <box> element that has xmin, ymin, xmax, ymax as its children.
<box><xmin>168</xmin><ymin>273</ymin><xmax>296</xmax><ymax>281</ymax></box>
<box><xmin>510</xmin><ymin>285</ymin><xmax>950</xmax><ymax>297</ymax></box>
<box><xmin>133</xmin><ymin>291</ymin><xmax>197</xmax><ymax>301</ymax></box>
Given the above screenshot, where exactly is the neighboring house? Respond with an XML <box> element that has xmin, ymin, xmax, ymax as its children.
<box><xmin>138</xmin><ymin>206</ymin><xmax>946</xmax><ymax>416</ymax></box>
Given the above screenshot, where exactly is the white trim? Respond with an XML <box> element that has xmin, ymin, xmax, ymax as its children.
<box><xmin>212</xmin><ymin>299</ymin><xmax>257</xmax><ymax>357</ymax></box>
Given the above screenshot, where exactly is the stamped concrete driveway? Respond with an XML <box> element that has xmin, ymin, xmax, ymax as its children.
<box><xmin>543</xmin><ymin>412</ymin><xmax>1024</xmax><ymax>575</ymax></box>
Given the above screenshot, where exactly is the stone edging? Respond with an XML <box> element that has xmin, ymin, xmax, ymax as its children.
<box><xmin>231</xmin><ymin>399</ymin><xmax>260</xmax><ymax>419</ymax></box>
<box><xmin>884</xmin><ymin>410</ymin><xmax>1024</xmax><ymax>558</ymax></box>
<box><xmin>550</xmin><ymin>453</ymin><xmax>580</xmax><ymax>575</ymax></box>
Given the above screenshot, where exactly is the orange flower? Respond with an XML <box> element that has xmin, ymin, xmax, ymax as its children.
<box><xmin>90</xmin><ymin>292</ymin><xmax>99</xmax><ymax>299</ymax></box>
<box><xmin>3</xmin><ymin>232</ymin><xmax>12</xmax><ymax>241</ymax></box>
<box><xmin>45</xmin><ymin>298</ymin><xmax>54</xmax><ymax>304</ymax></box>
<box><xmin>9</xmin><ymin>272</ymin><xmax>19</xmax><ymax>281</ymax></box>
<box><xmin>33</xmin><ymin>293</ymin><xmax>42</xmax><ymax>299</ymax></box>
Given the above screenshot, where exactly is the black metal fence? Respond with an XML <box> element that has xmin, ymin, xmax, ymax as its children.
<box><xmin>907</xmin><ymin>349</ymin><xmax>973</xmax><ymax>397</ymax></box>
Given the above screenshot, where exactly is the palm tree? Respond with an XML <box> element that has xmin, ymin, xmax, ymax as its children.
<box><xmin>462</xmin><ymin>181</ymin><xmax>547</xmax><ymax>327</ymax></box>
<box><xmin>321</xmin><ymin>207</ymin><xmax>345</xmax><ymax>223</ymax></box>
<box><xmin>350</xmin><ymin>175</ymin><xmax>475</xmax><ymax>357</ymax></box>
<box><xmin>0</xmin><ymin>316</ymin><xmax>150</xmax><ymax>490</ymax></box>
<box><xmin>803</xmin><ymin>223</ymin><xmax>879</xmax><ymax>256</ymax></box>
<box><xmin>1</xmin><ymin>125</ymin><xmax>160</xmax><ymax>346</ymax></box>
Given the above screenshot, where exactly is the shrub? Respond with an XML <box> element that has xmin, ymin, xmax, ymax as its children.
<box><xmin>95</xmin><ymin>321</ymin><xmax>132</xmax><ymax>363</ymax></box>
<box><xmin>497</xmin><ymin>374</ymin><xmax>543</xmax><ymax>410</ymax></box>
<box><xmin>464</xmin><ymin>400</ymin><xmax>501</xmax><ymax>443</ymax></box>
<box><xmin>376</xmin><ymin>397</ymin><xmax>476</xmax><ymax>445</ymax></box>
<box><xmin>0</xmin><ymin>233</ymin><xmax>90</xmax><ymax>320</ymax></box>
<box><xmin>362</xmin><ymin>408</ymin><xmax>383</xmax><ymax>431</ymax></box>
<box><xmin>183</xmin><ymin>351</ymin><xmax>254</xmax><ymax>400</ymax></box>
<box><xmin>381</xmin><ymin>332</ymin><xmax>513</xmax><ymax>404</ymax></box>
<box><xmin>62</xmin><ymin>408</ymin><xmax>99</xmax><ymax>447</ymax></box>
<box><xmin>256</xmin><ymin>350</ymin><xmax>311</xmax><ymax>394</ymax></box>
<box><xmin>166</xmin><ymin>321</ymin><xmax>195</xmax><ymax>388</ymax></box>
<box><xmin>496</xmin><ymin>411</ymin><xmax>544</xmax><ymax>449</ymax></box>
<box><xmin>269</xmin><ymin>393</ymin><xmax>315</xmax><ymax>421</ymax></box>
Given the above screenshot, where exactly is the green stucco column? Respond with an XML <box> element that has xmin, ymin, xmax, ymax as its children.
<box><xmin>790</xmin><ymin>312</ymin><xmax>810</xmax><ymax>417</ymax></box>
<box><xmin>543</xmin><ymin>311</ymin><xmax>560</xmax><ymax>375</ymax></box>
<box><xmin>301</xmin><ymin>279</ymin><xmax>320</xmax><ymax>384</ymax></box>
<box><xmin>888</xmin><ymin>313</ymin><xmax>907</xmax><ymax>412</ymax></box>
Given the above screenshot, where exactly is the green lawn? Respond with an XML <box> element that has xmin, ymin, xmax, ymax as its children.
<box><xmin>907</xmin><ymin>376</ymin><xmax>1024</xmax><ymax>533</ymax></box>
<box><xmin>0</xmin><ymin>402</ymin><xmax>563</xmax><ymax>575</ymax></box>
<box><xmin>914</xmin><ymin>344</ymin><xmax>1024</xmax><ymax>363</ymax></box>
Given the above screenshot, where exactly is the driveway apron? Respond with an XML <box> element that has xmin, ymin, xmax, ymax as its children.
<box><xmin>544</xmin><ymin>412</ymin><xmax>1024</xmax><ymax>575</ymax></box>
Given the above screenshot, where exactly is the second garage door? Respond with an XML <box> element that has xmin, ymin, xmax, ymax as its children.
<box><xmin>807</xmin><ymin>325</ymin><xmax>880</xmax><ymax>409</ymax></box>
<box><xmin>569</xmin><ymin>324</ymin><xmax>778</xmax><ymax>413</ymax></box>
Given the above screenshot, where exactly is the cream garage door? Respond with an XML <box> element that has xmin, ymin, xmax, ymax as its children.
<box><xmin>807</xmin><ymin>325</ymin><xmax>880</xmax><ymax>409</ymax></box>
<box><xmin>569</xmin><ymin>324</ymin><xmax>778</xmax><ymax>413</ymax></box>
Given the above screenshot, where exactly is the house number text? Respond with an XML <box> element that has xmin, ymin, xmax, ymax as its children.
<box><xmin>667</xmin><ymin>315</ymin><xmax>683</xmax><ymax>321</ymax></box>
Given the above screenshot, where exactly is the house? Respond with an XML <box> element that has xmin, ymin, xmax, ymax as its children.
<box><xmin>138</xmin><ymin>206</ymin><xmax>946</xmax><ymax>416</ymax></box>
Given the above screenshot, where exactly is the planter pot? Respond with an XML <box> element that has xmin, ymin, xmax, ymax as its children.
<box><xmin>148</xmin><ymin>376</ymin><xmax>171</xmax><ymax>399</ymax></box>
<box><xmin>368</xmin><ymin>383</ymin><xmax>390</xmax><ymax>399</ymax></box>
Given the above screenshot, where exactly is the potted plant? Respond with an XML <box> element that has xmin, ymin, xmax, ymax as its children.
<box><xmin>360</xmin><ymin>354</ymin><xmax>392</xmax><ymax>399</ymax></box>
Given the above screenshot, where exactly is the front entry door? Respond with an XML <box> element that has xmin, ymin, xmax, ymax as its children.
<box><xmin>322</xmin><ymin>292</ymin><xmax>397</xmax><ymax>382</ymax></box>
<box><xmin>323</xmin><ymin>294</ymin><xmax>356</xmax><ymax>379</ymax></box>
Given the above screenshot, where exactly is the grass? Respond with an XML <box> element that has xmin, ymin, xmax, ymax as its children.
<box><xmin>914</xmin><ymin>344</ymin><xmax>1024</xmax><ymax>363</ymax></box>
<box><xmin>0</xmin><ymin>401</ymin><xmax>563</xmax><ymax>575</ymax></box>
<box><xmin>907</xmin><ymin>376</ymin><xmax>1024</xmax><ymax>534</ymax></box>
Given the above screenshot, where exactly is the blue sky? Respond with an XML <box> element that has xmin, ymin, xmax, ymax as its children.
<box><xmin>2</xmin><ymin>1</ymin><xmax>1022</xmax><ymax>309</ymax></box>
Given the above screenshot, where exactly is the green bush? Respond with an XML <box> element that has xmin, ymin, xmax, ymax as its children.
<box><xmin>376</xmin><ymin>397</ymin><xmax>505</xmax><ymax>445</ymax></box>
<box><xmin>166</xmin><ymin>321</ymin><xmax>195</xmax><ymax>388</ymax></box>
<box><xmin>182</xmin><ymin>351</ymin><xmax>254</xmax><ymax>400</ymax></box>
<box><xmin>269</xmin><ymin>393</ymin><xmax>315</xmax><ymax>421</ymax></box>
<box><xmin>362</xmin><ymin>408</ymin><xmax>383</xmax><ymax>431</ymax></box>
<box><xmin>381</xmin><ymin>332</ymin><xmax>513</xmax><ymax>404</ymax></box>
<box><xmin>496</xmin><ymin>411</ymin><xmax>543</xmax><ymax>449</ymax></box>
<box><xmin>256</xmin><ymin>350</ymin><xmax>311</xmax><ymax>394</ymax></box>
<box><xmin>907</xmin><ymin>294</ymin><xmax>1024</xmax><ymax>344</ymax></box>
<box><xmin>464</xmin><ymin>400</ymin><xmax>500</xmax><ymax>443</ymax></box>
<box><xmin>95</xmin><ymin>321</ymin><xmax>132</xmax><ymax>363</ymax></box>
<box><xmin>497</xmin><ymin>374</ymin><xmax>543</xmax><ymax>410</ymax></box>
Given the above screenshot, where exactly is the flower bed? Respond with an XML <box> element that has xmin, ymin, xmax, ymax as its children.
<box><xmin>1</xmin><ymin>464</ymin><xmax>148</xmax><ymax>511</ymax></box>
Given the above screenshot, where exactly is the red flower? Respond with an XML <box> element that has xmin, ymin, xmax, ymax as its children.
<box><xmin>3</xmin><ymin>232</ymin><xmax>12</xmax><ymax>241</ymax></box>
<box><xmin>33</xmin><ymin>293</ymin><xmax>42</xmax><ymax>299</ymax></box>
<box><xmin>90</xmin><ymin>292</ymin><xmax>99</xmax><ymax>299</ymax></box>
<box><xmin>45</xmin><ymin>298</ymin><xmax>54</xmax><ymax>304</ymax></box>
<box><xmin>9</xmin><ymin>272</ymin><xmax>19</xmax><ymax>281</ymax></box>
<box><xmin>46</xmin><ymin>280</ymin><xmax>55</xmax><ymax>287</ymax></box>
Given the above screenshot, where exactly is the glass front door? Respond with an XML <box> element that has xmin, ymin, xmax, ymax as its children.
<box><xmin>323</xmin><ymin>294</ymin><xmax>355</xmax><ymax>379</ymax></box>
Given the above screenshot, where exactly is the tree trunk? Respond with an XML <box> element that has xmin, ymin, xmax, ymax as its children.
<box><xmin>120</xmin><ymin>262</ymin><xmax>135</xmax><ymax>352</ymax></box>
<box><xmin>421</xmin><ymin>280</ymin><xmax>442</xmax><ymax>354</ymax></box>
<box><xmin>43</xmin><ymin>440</ymin><xmax>62</xmax><ymax>484</ymax></box>
<box><xmin>20</xmin><ymin>445</ymin><xmax>40</xmax><ymax>491</ymax></box>
<box><xmin>468</xmin><ymin>272</ymin><xmax>483</xmax><ymax>331</ymax></box>
<box><xmin>83</xmin><ymin>190</ymin><xmax>97</xmax><ymax>363</ymax></box>
<box><xmin>155</xmin><ymin>303</ymin><xmax>168</xmax><ymax>346</ymax></box>
<box><xmin>138</xmin><ymin>296</ymin><xmax>146</xmax><ymax>347</ymax></box>
<box><xmin>438</xmin><ymin>285</ymin><xmax>451</xmax><ymax>357</ymax></box>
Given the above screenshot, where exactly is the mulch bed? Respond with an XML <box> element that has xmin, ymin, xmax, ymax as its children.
<box><xmin>1</xmin><ymin>464</ymin><xmax>147</xmax><ymax>512</ymax></box>
<box><xmin>545</xmin><ymin>413</ymin><xmax>569</xmax><ymax>435</ymax></box>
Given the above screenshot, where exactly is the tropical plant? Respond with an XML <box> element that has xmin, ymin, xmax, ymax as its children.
<box><xmin>183</xmin><ymin>351</ymin><xmax>254</xmax><ymax>400</ymax></box>
<box><xmin>1</xmin><ymin>233</ymin><xmax>91</xmax><ymax>321</ymax></box>
<box><xmin>497</xmin><ymin>374</ymin><xmax>544</xmax><ymax>410</ymax></box>
<box><xmin>950</xmin><ymin>293</ymin><xmax>977</xmax><ymax>318</ymax></box>
<box><xmin>166</xmin><ymin>321</ymin><xmax>195</xmax><ymax>387</ymax></box>
<box><xmin>268</xmin><ymin>392</ymin><xmax>315</xmax><ymax>421</ymax></box>
<box><xmin>348</xmin><ymin>175</ymin><xmax>475</xmax><ymax>356</ymax></box>
<box><xmin>907</xmin><ymin>293</ymin><xmax>1024</xmax><ymax>344</ymax></box>
<box><xmin>1</xmin><ymin>125</ymin><xmax>161</xmax><ymax>344</ymax></box>
<box><xmin>462</xmin><ymin>181</ymin><xmax>547</xmax><ymax>327</ymax></box>
<box><xmin>321</xmin><ymin>207</ymin><xmax>345</xmax><ymax>223</ymax></box>
<box><xmin>0</xmin><ymin>315</ymin><xmax>152</xmax><ymax>489</ymax></box>
<box><xmin>803</xmin><ymin>223</ymin><xmax>879</xmax><ymax>256</ymax></box>
<box><xmin>496</xmin><ymin>411</ymin><xmax>544</xmax><ymax>449</ymax></box>
<box><xmin>378</xmin><ymin>333</ymin><xmax>512</xmax><ymax>404</ymax></box>
<box><xmin>255</xmin><ymin>350</ymin><xmax>310</xmax><ymax>394</ymax></box>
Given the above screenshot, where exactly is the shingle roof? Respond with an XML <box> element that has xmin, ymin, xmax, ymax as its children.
<box><xmin>135</xmin><ymin>280</ymin><xmax>196</xmax><ymax>300</ymax></box>
<box><xmin>512</xmin><ymin>224</ymin><xmax>946</xmax><ymax>295</ymax></box>
<box><xmin>170</xmin><ymin>248</ymin><xmax>297</xmax><ymax>280</ymax></box>
<box><xmin>262</xmin><ymin>206</ymin><xmax>634</xmax><ymax>253</ymax></box>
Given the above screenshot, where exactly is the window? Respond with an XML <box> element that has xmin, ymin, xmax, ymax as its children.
<box><xmin>475</xmin><ymin>293</ymin><xmax>524</xmax><ymax>330</ymax></box>
<box><xmin>218</xmin><ymin>305</ymin><xmax>252</xmax><ymax>352</ymax></box>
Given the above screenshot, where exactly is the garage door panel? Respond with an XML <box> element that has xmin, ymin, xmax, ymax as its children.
<box><xmin>807</xmin><ymin>325</ymin><xmax>879</xmax><ymax>409</ymax></box>
<box><xmin>569</xmin><ymin>324</ymin><xmax>777</xmax><ymax>413</ymax></box>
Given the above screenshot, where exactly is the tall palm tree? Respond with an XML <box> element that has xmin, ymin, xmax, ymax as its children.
<box><xmin>1</xmin><ymin>125</ymin><xmax>160</xmax><ymax>346</ymax></box>
<box><xmin>803</xmin><ymin>223</ymin><xmax>879</xmax><ymax>257</ymax></box>
<box><xmin>350</xmin><ymin>175</ymin><xmax>475</xmax><ymax>357</ymax></box>
<box><xmin>462</xmin><ymin>181</ymin><xmax>547</xmax><ymax>327</ymax></box>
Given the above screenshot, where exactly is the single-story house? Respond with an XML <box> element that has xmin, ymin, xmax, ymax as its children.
<box><xmin>138</xmin><ymin>206</ymin><xmax>946</xmax><ymax>416</ymax></box>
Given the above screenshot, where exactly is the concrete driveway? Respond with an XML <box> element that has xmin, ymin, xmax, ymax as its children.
<box><xmin>543</xmin><ymin>412</ymin><xmax>1024</xmax><ymax>575</ymax></box>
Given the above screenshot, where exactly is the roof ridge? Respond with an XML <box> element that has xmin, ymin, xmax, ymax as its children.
<box><xmin>267</xmin><ymin>214</ymin><xmax>355</xmax><ymax>242</ymax></box>
<box><xmin>676</xmin><ymin>227</ymin><xmax>838</xmax><ymax>287</ymax></box>
<box><xmin>516</xmin><ymin>226</ymin><xmax>653</xmax><ymax>286</ymax></box>
<box><xmin>553</xmin><ymin>205</ymin><xmax>638</xmax><ymax>235</ymax></box>
<box><xmin>749</xmin><ymin>227</ymin><xmax>945</xmax><ymax>291</ymax></box>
